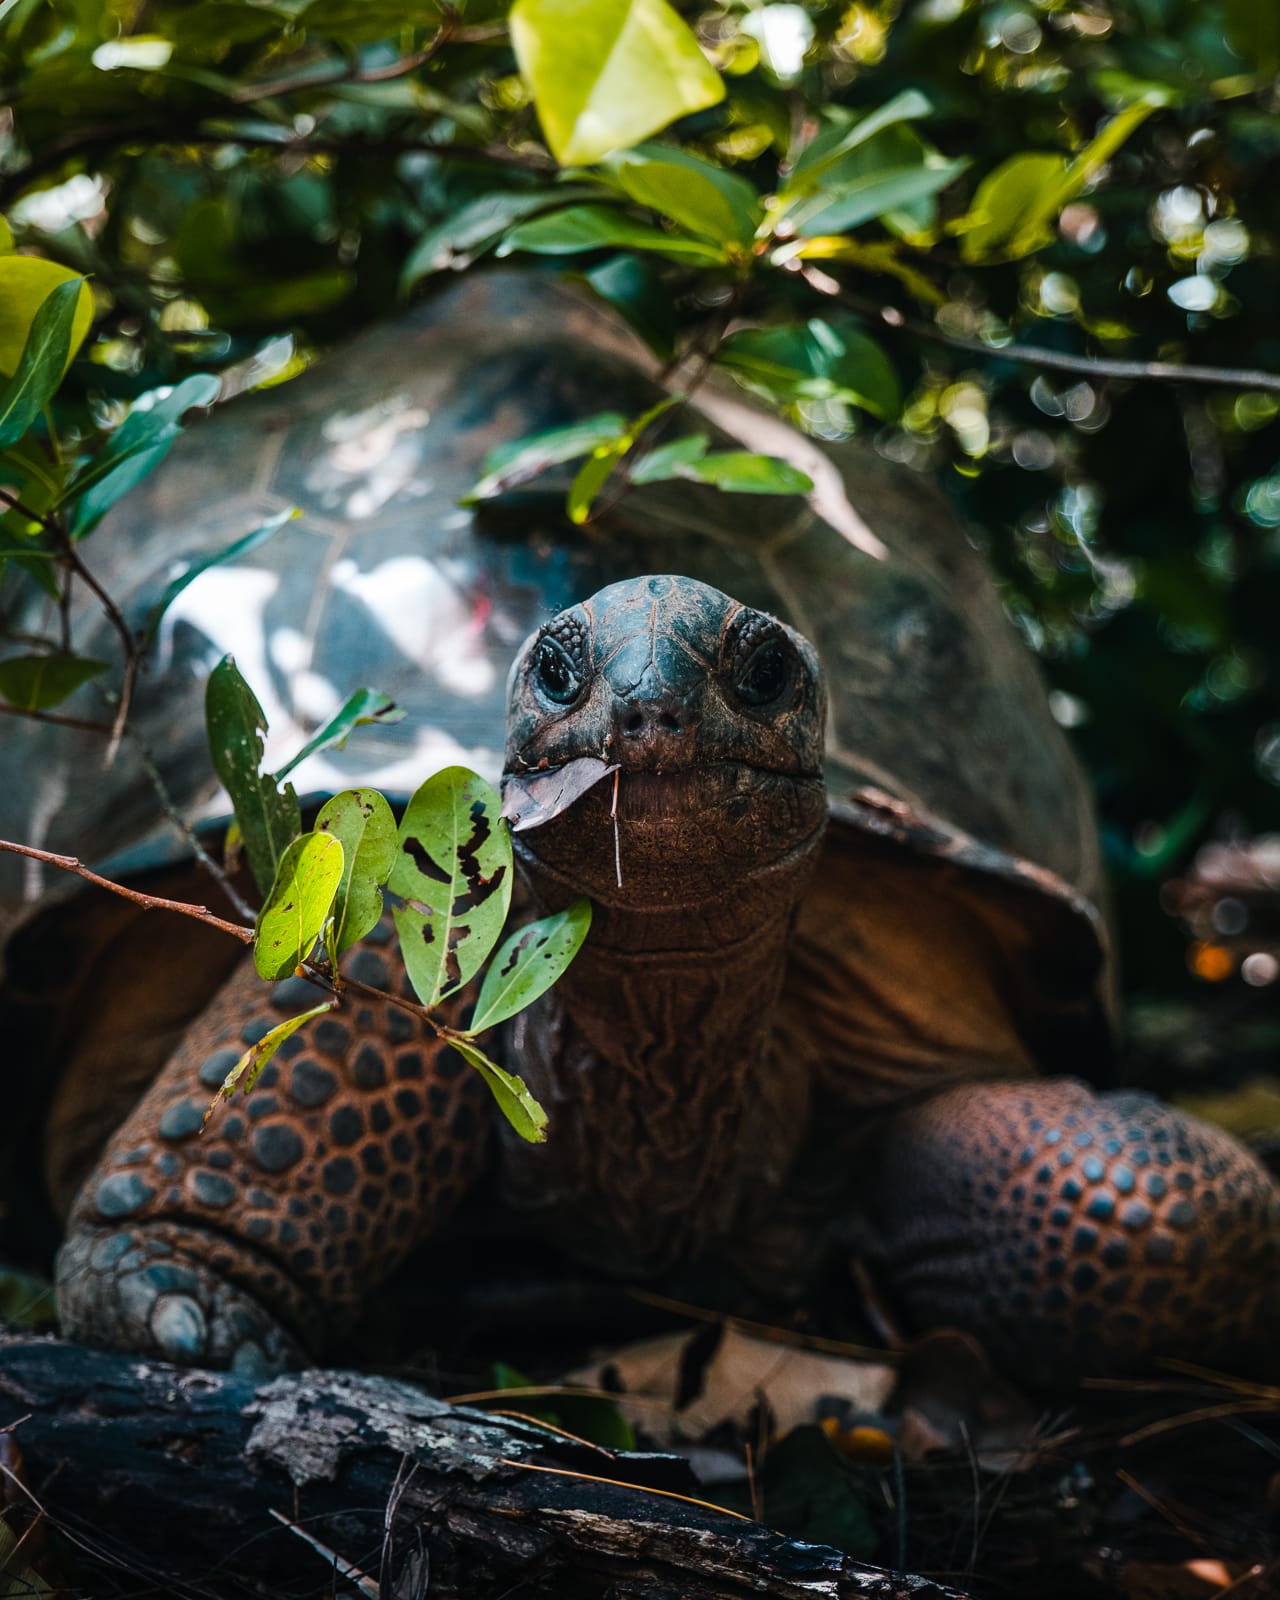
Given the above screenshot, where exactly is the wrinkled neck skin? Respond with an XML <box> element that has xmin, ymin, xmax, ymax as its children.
<box><xmin>497</xmin><ymin>813</ymin><xmax>826</xmax><ymax>1278</ymax></box>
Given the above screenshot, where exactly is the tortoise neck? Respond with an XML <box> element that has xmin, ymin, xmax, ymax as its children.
<box><xmin>500</xmin><ymin>839</ymin><xmax>820</xmax><ymax>1274</ymax></box>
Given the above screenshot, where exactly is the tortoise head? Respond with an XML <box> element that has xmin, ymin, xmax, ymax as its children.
<box><xmin>503</xmin><ymin>575</ymin><xmax>828</xmax><ymax>910</ymax></box>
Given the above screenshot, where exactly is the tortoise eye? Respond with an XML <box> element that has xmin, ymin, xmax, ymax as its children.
<box><xmin>735</xmin><ymin>639</ymin><xmax>793</xmax><ymax>706</ymax></box>
<box><xmin>533</xmin><ymin>637</ymin><xmax>583</xmax><ymax>705</ymax></box>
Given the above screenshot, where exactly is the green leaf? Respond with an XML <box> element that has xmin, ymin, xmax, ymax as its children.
<box><xmin>389</xmin><ymin>767</ymin><xmax>513</xmax><ymax>1009</ymax></box>
<box><xmin>205</xmin><ymin>655</ymin><xmax>301</xmax><ymax>899</ymax></box>
<box><xmin>788</xmin><ymin>89</ymin><xmax>933</xmax><ymax>187</ymax></box>
<box><xmin>140</xmin><ymin>507</ymin><xmax>297</xmax><ymax>647</ymax></box>
<box><xmin>0</xmin><ymin>651</ymin><xmax>107</xmax><ymax>711</ymax></box>
<box><xmin>684</xmin><ymin>452</ymin><xmax>812</xmax><ymax>495</ymax></box>
<box><xmin>957</xmin><ymin>151</ymin><xmax>1069</xmax><ymax>262</ymax></box>
<box><xmin>447</xmin><ymin>1034</ymin><xmax>548</xmax><ymax>1143</ymax></box>
<box><xmin>468</xmin><ymin>900</ymin><xmax>593</xmax><ymax>1035</ymax></box>
<box><xmin>274</xmin><ymin>689</ymin><xmax>406</xmax><ymax>780</ymax></box>
<box><xmin>959</xmin><ymin>96</ymin><xmax>1165</xmax><ymax>264</ymax></box>
<box><xmin>0</xmin><ymin>278</ymin><xmax>85</xmax><ymax>449</ymax></box>
<box><xmin>206</xmin><ymin>1000</ymin><xmax>335</xmax><ymax>1112</ymax></box>
<box><xmin>0</xmin><ymin>257</ymin><xmax>94</xmax><ymax>378</ymax></box>
<box><xmin>568</xmin><ymin>441</ymin><xmax>628</xmax><ymax>523</ymax></box>
<box><xmin>466</xmin><ymin>413</ymin><xmax>629</xmax><ymax>502</ymax></box>
<box><xmin>315</xmin><ymin>788</ymin><xmax>397</xmax><ymax>955</ymax></box>
<box><xmin>510</xmin><ymin>0</ymin><xmax>725</xmax><ymax>166</ymax></box>
<box><xmin>253</xmin><ymin>831</ymin><xmax>346</xmax><ymax>981</ymax></box>
<box><xmin>597</xmin><ymin>144</ymin><xmax>762</xmax><ymax>247</ymax></box>
<box><xmin>401</xmin><ymin>188</ymin><xmax>598</xmax><ymax>289</ymax></box>
<box><xmin>718</xmin><ymin>321</ymin><xmax>900</xmax><ymax>419</ymax></box>
<box><xmin>566</xmin><ymin>393</ymin><xmax>681</xmax><ymax>522</ymax></box>
<box><xmin>59</xmin><ymin>373</ymin><xmax>221</xmax><ymax>539</ymax></box>
<box><xmin>782</xmin><ymin>158</ymin><xmax>967</xmax><ymax>238</ymax></box>
<box><xmin>497</xmin><ymin>203</ymin><xmax>730</xmax><ymax>263</ymax></box>
<box><xmin>630</xmin><ymin>432</ymin><xmax>709</xmax><ymax>482</ymax></box>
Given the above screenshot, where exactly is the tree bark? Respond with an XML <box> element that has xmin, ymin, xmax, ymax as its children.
<box><xmin>0</xmin><ymin>1332</ymin><xmax>971</xmax><ymax>1600</ymax></box>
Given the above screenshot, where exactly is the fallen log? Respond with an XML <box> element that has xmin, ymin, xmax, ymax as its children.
<box><xmin>0</xmin><ymin>1331</ymin><xmax>972</xmax><ymax>1599</ymax></box>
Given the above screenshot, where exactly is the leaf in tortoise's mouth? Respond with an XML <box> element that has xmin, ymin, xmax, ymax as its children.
<box><xmin>501</xmin><ymin>756</ymin><xmax>619</xmax><ymax>832</ymax></box>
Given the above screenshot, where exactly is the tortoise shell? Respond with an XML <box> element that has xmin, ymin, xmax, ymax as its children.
<box><xmin>0</xmin><ymin>271</ymin><xmax>1109</xmax><ymax>1089</ymax></box>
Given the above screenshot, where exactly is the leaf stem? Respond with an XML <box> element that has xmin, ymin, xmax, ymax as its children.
<box><xmin>0</xmin><ymin>701</ymin><xmax>113</xmax><ymax>734</ymax></box>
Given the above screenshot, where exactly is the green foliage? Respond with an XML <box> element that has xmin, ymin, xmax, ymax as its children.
<box><xmin>0</xmin><ymin>278</ymin><xmax>86</xmax><ymax>448</ymax></box>
<box><xmin>0</xmin><ymin>651</ymin><xmax>107</xmax><ymax>711</ymax></box>
<box><xmin>205</xmin><ymin>656</ymin><xmax>302</xmax><ymax>898</ymax></box>
<box><xmin>1</xmin><ymin>0</ymin><xmax>1280</xmax><ymax>1062</ymax></box>
<box><xmin>470</xmin><ymin>902</ymin><xmax>594</xmax><ymax>1033</ymax></box>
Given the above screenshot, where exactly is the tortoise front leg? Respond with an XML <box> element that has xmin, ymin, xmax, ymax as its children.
<box><xmin>848</xmin><ymin>1079</ymin><xmax>1280</xmax><ymax>1385</ymax></box>
<box><xmin>56</xmin><ymin>940</ymin><xmax>491</xmax><ymax>1375</ymax></box>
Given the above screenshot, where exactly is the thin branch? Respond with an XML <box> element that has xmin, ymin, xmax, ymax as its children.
<box><xmin>0</xmin><ymin>700</ymin><xmax>112</xmax><ymax>735</ymax></box>
<box><xmin>802</xmin><ymin>269</ymin><xmax>1280</xmax><ymax>394</ymax></box>
<box><xmin>0</xmin><ymin>838</ymin><xmax>253</xmax><ymax>942</ymax></box>
<box><xmin>229</xmin><ymin>20</ymin><xmax>506</xmax><ymax>103</ymax></box>
<box><xmin>124</xmin><ymin>726</ymin><xmax>258</xmax><ymax>923</ymax></box>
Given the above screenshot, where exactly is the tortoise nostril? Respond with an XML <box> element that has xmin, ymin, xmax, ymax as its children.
<box><xmin>620</xmin><ymin>701</ymin><xmax>690</xmax><ymax>740</ymax></box>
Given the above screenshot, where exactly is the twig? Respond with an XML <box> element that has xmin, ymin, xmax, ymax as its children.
<box><xmin>0</xmin><ymin>700</ymin><xmax>113</xmax><ymax>734</ymax></box>
<box><xmin>230</xmin><ymin>20</ymin><xmax>507</xmax><ymax>103</ymax></box>
<box><xmin>124</xmin><ymin>726</ymin><xmax>258</xmax><ymax>923</ymax></box>
<box><xmin>497</xmin><ymin>1459</ymin><xmax>753</xmax><ymax>1522</ymax></box>
<box><xmin>267</xmin><ymin>1508</ymin><xmax>379</xmax><ymax>1599</ymax></box>
<box><xmin>801</xmin><ymin>268</ymin><xmax>1280</xmax><ymax>394</ymax></box>
<box><xmin>0</xmin><ymin>838</ymin><xmax>253</xmax><ymax>942</ymax></box>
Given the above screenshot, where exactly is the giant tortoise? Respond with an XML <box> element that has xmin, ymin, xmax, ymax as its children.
<box><xmin>3</xmin><ymin>272</ymin><xmax>1277</xmax><ymax>1386</ymax></box>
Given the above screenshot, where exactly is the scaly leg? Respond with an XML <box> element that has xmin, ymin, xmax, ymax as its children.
<box><xmin>850</xmin><ymin>1078</ymin><xmax>1280</xmax><ymax>1384</ymax></box>
<box><xmin>56</xmin><ymin>936</ymin><xmax>490</xmax><ymax>1375</ymax></box>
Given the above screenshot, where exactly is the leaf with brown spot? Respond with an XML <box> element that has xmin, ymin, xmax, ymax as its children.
<box><xmin>466</xmin><ymin>899</ymin><xmax>592</xmax><ymax>1034</ymax></box>
<box><xmin>389</xmin><ymin>767</ymin><xmax>512</xmax><ymax>1009</ymax></box>
<box><xmin>315</xmin><ymin>788</ymin><xmax>397</xmax><ymax>955</ymax></box>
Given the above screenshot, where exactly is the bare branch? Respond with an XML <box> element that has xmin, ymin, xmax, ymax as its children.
<box><xmin>803</xmin><ymin>270</ymin><xmax>1280</xmax><ymax>394</ymax></box>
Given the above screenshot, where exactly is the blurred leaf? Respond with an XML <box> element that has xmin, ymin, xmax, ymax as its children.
<box><xmin>0</xmin><ymin>257</ymin><xmax>93</xmax><ymax>378</ymax></box>
<box><xmin>718</xmin><ymin>320</ymin><xmax>900</xmax><ymax>419</ymax></box>
<box><xmin>299</xmin><ymin>0</ymin><xmax>444</xmax><ymax>45</ymax></box>
<box><xmin>253</xmin><ymin>830</ymin><xmax>346</xmax><ymax>981</ymax></box>
<box><xmin>466</xmin><ymin>413</ymin><xmax>629</xmax><ymax>501</ymax></box>
<box><xmin>678</xmin><ymin>451</ymin><xmax>812</xmax><ymax>495</ymax></box>
<box><xmin>510</xmin><ymin>0</ymin><xmax>724</xmax><ymax>165</ymax></box>
<box><xmin>389</xmin><ymin>767</ymin><xmax>513</xmax><ymax>1009</ymax></box>
<box><xmin>205</xmin><ymin>655</ymin><xmax>301</xmax><ymax>899</ymax></box>
<box><xmin>497</xmin><ymin>203</ymin><xmax>730</xmax><ymax>262</ymax></box>
<box><xmin>782</xmin><ymin>157</ymin><xmax>967</xmax><ymax>238</ymax></box>
<box><xmin>597</xmin><ymin>143</ymin><xmax>762</xmax><ymax>247</ymax></box>
<box><xmin>0</xmin><ymin>651</ymin><xmax>107</xmax><ymax>710</ymax></box>
<box><xmin>579</xmin><ymin>254</ymin><xmax>678</xmax><ymax>359</ymax></box>
<box><xmin>0</xmin><ymin>1265</ymin><xmax>56</xmax><ymax>1331</ymax></box>
<box><xmin>468</xmin><ymin>900</ymin><xmax>593</xmax><ymax>1034</ymax></box>
<box><xmin>788</xmin><ymin>89</ymin><xmax>933</xmax><ymax>186</ymax></box>
<box><xmin>140</xmin><ymin>506</ymin><xmax>297</xmax><ymax>646</ymax></box>
<box><xmin>206</xmin><ymin>1000</ymin><xmax>334</xmax><ymax>1112</ymax></box>
<box><xmin>275</xmin><ymin>688</ymin><xmax>406</xmax><ymax>779</ymax></box>
<box><xmin>401</xmin><ymin>187</ymin><xmax>597</xmax><ymax>288</ymax></box>
<box><xmin>315</xmin><ymin>787</ymin><xmax>397</xmax><ymax>955</ymax></box>
<box><xmin>565</xmin><ymin>393</ymin><xmax>680</xmax><ymax>521</ymax></box>
<box><xmin>447</xmin><ymin>1033</ymin><xmax>548</xmax><ymax>1142</ymax></box>
<box><xmin>60</xmin><ymin>374</ymin><xmax>221</xmax><ymax>539</ymax></box>
<box><xmin>630</xmin><ymin>432</ymin><xmax>710</xmax><ymax>482</ymax></box>
<box><xmin>1224</xmin><ymin>0</ymin><xmax>1280</xmax><ymax>75</ymax></box>
<box><xmin>960</xmin><ymin>95</ymin><xmax>1166</xmax><ymax>262</ymax></box>
<box><xmin>0</xmin><ymin>278</ymin><xmax>85</xmax><ymax>449</ymax></box>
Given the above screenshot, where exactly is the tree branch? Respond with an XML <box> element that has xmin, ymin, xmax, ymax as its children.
<box><xmin>804</xmin><ymin>269</ymin><xmax>1280</xmax><ymax>394</ymax></box>
<box><xmin>0</xmin><ymin>700</ymin><xmax>112</xmax><ymax>735</ymax></box>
